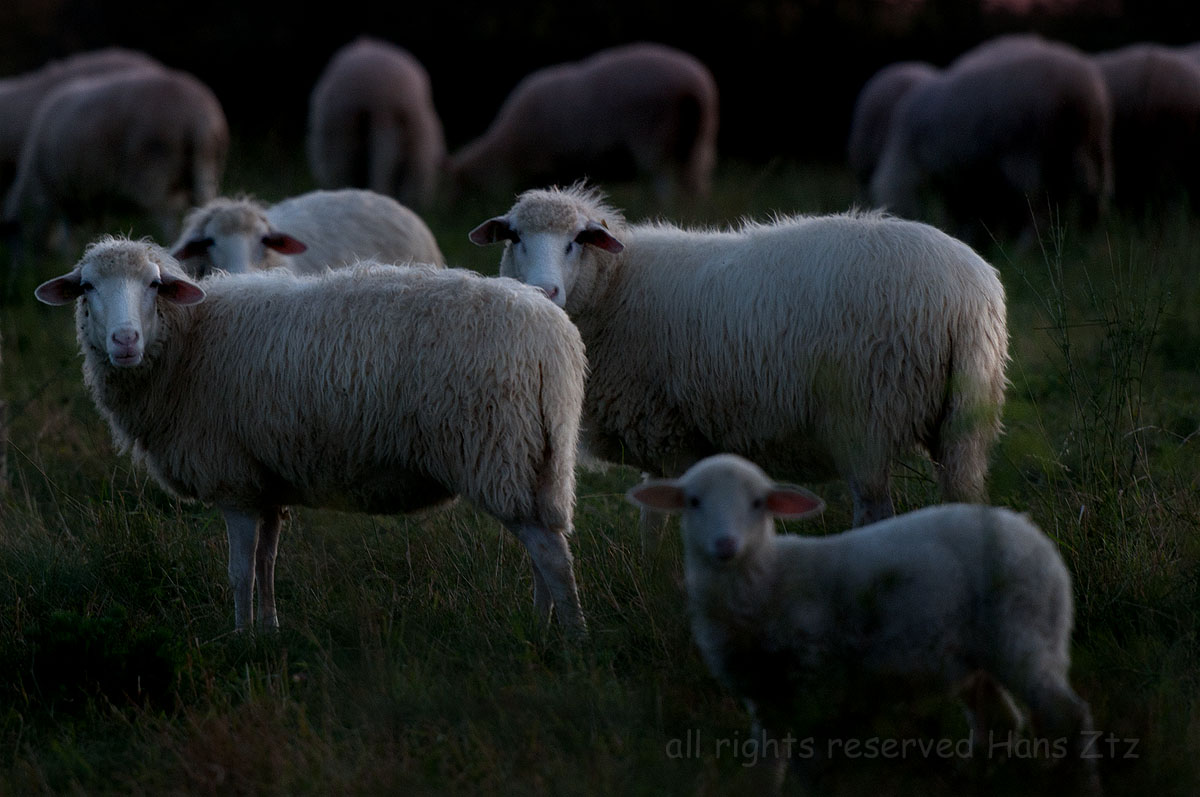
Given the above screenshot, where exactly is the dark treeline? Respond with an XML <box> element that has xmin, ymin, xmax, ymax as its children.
<box><xmin>0</xmin><ymin>0</ymin><xmax>1196</xmax><ymax>164</ymax></box>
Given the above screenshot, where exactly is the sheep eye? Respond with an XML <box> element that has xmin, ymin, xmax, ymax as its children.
<box><xmin>752</xmin><ymin>497</ymin><xmax>765</xmax><ymax>510</ymax></box>
<box><xmin>149</xmin><ymin>280</ymin><xmax>162</xmax><ymax>290</ymax></box>
<box><xmin>688</xmin><ymin>496</ymin><xmax>701</xmax><ymax>508</ymax></box>
<box><xmin>79</xmin><ymin>281</ymin><xmax>94</xmax><ymax>292</ymax></box>
<box><xmin>564</xmin><ymin>241</ymin><xmax>574</xmax><ymax>254</ymax></box>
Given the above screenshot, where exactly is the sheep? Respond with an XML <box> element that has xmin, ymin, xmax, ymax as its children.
<box><xmin>0</xmin><ymin>47</ymin><xmax>162</xmax><ymax>196</ymax></box>
<box><xmin>470</xmin><ymin>183</ymin><xmax>1009</xmax><ymax>528</ymax></box>
<box><xmin>846</xmin><ymin>60</ymin><xmax>938</xmax><ymax>192</ymax></box>
<box><xmin>33</xmin><ymin>236</ymin><xmax>589</xmax><ymax>636</ymax></box>
<box><xmin>1093</xmin><ymin>43</ymin><xmax>1200</xmax><ymax>211</ymax></box>
<box><xmin>3</xmin><ymin>67</ymin><xmax>228</xmax><ymax>251</ymax></box>
<box><xmin>171</xmin><ymin>188</ymin><xmax>445</xmax><ymax>278</ymax></box>
<box><xmin>447</xmin><ymin>42</ymin><xmax>718</xmax><ymax>201</ymax></box>
<box><xmin>870</xmin><ymin>33</ymin><xmax>1113</xmax><ymax>245</ymax></box>
<box><xmin>627</xmin><ymin>453</ymin><xmax>1101</xmax><ymax>793</ymax></box>
<box><xmin>307</xmin><ymin>37</ymin><xmax>445</xmax><ymax>209</ymax></box>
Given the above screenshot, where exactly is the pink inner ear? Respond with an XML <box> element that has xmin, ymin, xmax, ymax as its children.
<box><xmin>627</xmin><ymin>482</ymin><xmax>685</xmax><ymax>512</ymax></box>
<box><xmin>34</xmin><ymin>273</ymin><xmax>84</xmax><ymax>305</ymax></box>
<box><xmin>158</xmin><ymin>275</ymin><xmax>206</xmax><ymax>305</ymax></box>
<box><xmin>576</xmin><ymin>225</ymin><xmax>624</xmax><ymax>253</ymax></box>
<box><xmin>766</xmin><ymin>488</ymin><xmax>824</xmax><ymax>519</ymax></box>
<box><xmin>264</xmin><ymin>233</ymin><xmax>307</xmax><ymax>255</ymax></box>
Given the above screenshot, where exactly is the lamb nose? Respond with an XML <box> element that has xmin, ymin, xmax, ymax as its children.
<box><xmin>112</xmin><ymin>329</ymin><xmax>140</xmax><ymax>345</ymax></box>
<box><xmin>540</xmin><ymin>285</ymin><xmax>559</xmax><ymax>300</ymax></box>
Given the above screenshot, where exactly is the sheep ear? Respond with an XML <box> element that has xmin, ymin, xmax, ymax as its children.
<box><xmin>626</xmin><ymin>481</ymin><xmax>685</xmax><ymax>513</ymax></box>
<box><xmin>575</xmin><ymin>223</ymin><xmax>624</xmax><ymax>253</ymax></box>
<box><xmin>173</xmin><ymin>237</ymin><xmax>213</xmax><ymax>260</ymax></box>
<box><xmin>263</xmin><ymin>232</ymin><xmax>307</xmax><ymax>254</ymax></box>
<box><xmin>766</xmin><ymin>485</ymin><xmax>825</xmax><ymax>519</ymax></box>
<box><xmin>34</xmin><ymin>271</ymin><xmax>84</xmax><ymax>305</ymax></box>
<box><xmin>468</xmin><ymin>217</ymin><xmax>517</xmax><ymax>245</ymax></box>
<box><xmin>158</xmin><ymin>273</ymin><xmax>207</xmax><ymax>305</ymax></box>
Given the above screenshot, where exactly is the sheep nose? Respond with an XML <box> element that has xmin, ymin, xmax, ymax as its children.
<box><xmin>112</xmin><ymin>328</ymin><xmax>140</xmax><ymax>346</ymax></box>
<box><xmin>712</xmin><ymin>536</ymin><xmax>739</xmax><ymax>561</ymax></box>
<box><xmin>539</xmin><ymin>285</ymin><xmax>559</xmax><ymax>300</ymax></box>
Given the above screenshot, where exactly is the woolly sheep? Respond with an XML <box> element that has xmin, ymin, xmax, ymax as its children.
<box><xmin>1094</xmin><ymin>43</ymin><xmax>1200</xmax><ymax>210</ymax></box>
<box><xmin>846</xmin><ymin>60</ymin><xmax>938</xmax><ymax>191</ymax></box>
<box><xmin>34</xmin><ymin>236</ymin><xmax>589</xmax><ymax>635</ymax></box>
<box><xmin>307</xmin><ymin>37</ymin><xmax>445</xmax><ymax>209</ymax></box>
<box><xmin>870</xmin><ymin>34</ymin><xmax>1112</xmax><ymax>245</ymax></box>
<box><xmin>0</xmin><ymin>47</ymin><xmax>162</xmax><ymax>195</ymax></box>
<box><xmin>447</xmin><ymin>43</ymin><xmax>718</xmax><ymax>200</ymax></box>
<box><xmin>627</xmin><ymin>453</ymin><xmax>1100</xmax><ymax>792</ymax></box>
<box><xmin>3</xmin><ymin>67</ymin><xmax>228</xmax><ymax>250</ymax></box>
<box><xmin>171</xmin><ymin>188</ymin><xmax>445</xmax><ymax>278</ymax></box>
<box><xmin>471</xmin><ymin>184</ymin><xmax>1008</xmax><ymax>528</ymax></box>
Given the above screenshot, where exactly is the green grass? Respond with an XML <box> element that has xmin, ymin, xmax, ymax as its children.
<box><xmin>2</xmin><ymin>148</ymin><xmax>1199</xmax><ymax>795</ymax></box>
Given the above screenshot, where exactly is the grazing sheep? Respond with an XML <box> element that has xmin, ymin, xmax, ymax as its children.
<box><xmin>447</xmin><ymin>42</ymin><xmax>718</xmax><ymax>200</ymax></box>
<box><xmin>171</xmin><ymin>188</ymin><xmax>445</xmax><ymax>278</ymax></box>
<box><xmin>34</xmin><ymin>236</ymin><xmax>588</xmax><ymax>635</ymax></box>
<box><xmin>846</xmin><ymin>60</ymin><xmax>938</xmax><ymax>191</ymax></box>
<box><xmin>307</xmin><ymin>37</ymin><xmax>445</xmax><ymax>209</ymax></box>
<box><xmin>3</xmin><ymin>67</ymin><xmax>228</xmax><ymax>250</ymax></box>
<box><xmin>627</xmin><ymin>453</ymin><xmax>1100</xmax><ymax>793</ymax></box>
<box><xmin>0</xmin><ymin>47</ymin><xmax>162</xmax><ymax>195</ymax></box>
<box><xmin>471</xmin><ymin>184</ymin><xmax>1008</xmax><ymax>527</ymax></box>
<box><xmin>1094</xmin><ymin>43</ymin><xmax>1200</xmax><ymax>210</ymax></box>
<box><xmin>870</xmin><ymin>34</ymin><xmax>1113</xmax><ymax>245</ymax></box>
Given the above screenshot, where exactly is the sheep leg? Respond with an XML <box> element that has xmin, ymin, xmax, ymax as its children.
<box><xmin>255</xmin><ymin>507</ymin><xmax>285</xmax><ymax>630</ymax></box>
<box><xmin>847</xmin><ymin>473</ymin><xmax>894</xmax><ymax>527</ymax></box>
<box><xmin>1025</xmin><ymin>677</ymin><xmax>1102</xmax><ymax>795</ymax></box>
<box><xmin>222</xmin><ymin>508</ymin><xmax>260</xmax><ymax>631</ymax></box>
<box><xmin>507</xmin><ymin>522</ymin><xmax>587</xmax><ymax>638</ymax></box>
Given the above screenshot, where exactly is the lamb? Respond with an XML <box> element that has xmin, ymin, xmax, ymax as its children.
<box><xmin>870</xmin><ymin>33</ymin><xmax>1113</xmax><ymax>245</ymax></box>
<box><xmin>470</xmin><ymin>183</ymin><xmax>1008</xmax><ymax>528</ymax></box>
<box><xmin>627</xmin><ymin>453</ymin><xmax>1101</xmax><ymax>793</ymax></box>
<box><xmin>171</xmin><ymin>188</ymin><xmax>445</xmax><ymax>278</ymax></box>
<box><xmin>4</xmin><ymin>67</ymin><xmax>228</xmax><ymax>250</ymax></box>
<box><xmin>34</xmin><ymin>236</ymin><xmax>589</xmax><ymax>636</ymax></box>
<box><xmin>846</xmin><ymin>60</ymin><xmax>938</xmax><ymax>191</ymax></box>
<box><xmin>307</xmin><ymin>37</ymin><xmax>445</xmax><ymax>209</ymax></box>
<box><xmin>0</xmin><ymin>47</ymin><xmax>162</xmax><ymax>195</ymax></box>
<box><xmin>447</xmin><ymin>43</ymin><xmax>718</xmax><ymax>201</ymax></box>
<box><xmin>1093</xmin><ymin>43</ymin><xmax>1200</xmax><ymax>210</ymax></box>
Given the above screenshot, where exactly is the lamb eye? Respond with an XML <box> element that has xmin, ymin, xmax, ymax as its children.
<box><xmin>565</xmin><ymin>241</ymin><xmax>574</xmax><ymax>254</ymax></box>
<box><xmin>688</xmin><ymin>496</ymin><xmax>701</xmax><ymax>508</ymax></box>
<box><xmin>752</xmin><ymin>497</ymin><xmax>765</xmax><ymax>510</ymax></box>
<box><xmin>79</xmin><ymin>281</ymin><xmax>94</xmax><ymax>292</ymax></box>
<box><xmin>149</xmin><ymin>280</ymin><xmax>162</xmax><ymax>290</ymax></box>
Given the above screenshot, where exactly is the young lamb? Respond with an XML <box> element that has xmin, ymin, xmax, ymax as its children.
<box><xmin>846</xmin><ymin>60</ymin><xmax>938</xmax><ymax>192</ymax></box>
<box><xmin>171</xmin><ymin>188</ymin><xmax>445</xmax><ymax>278</ymax></box>
<box><xmin>1093</xmin><ymin>42</ymin><xmax>1200</xmax><ymax>210</ymax></box>
<box><xmin>870</xmin><ymin>33</ymin><xmax>1113</xmax><ymax>245</ymax></box>
<box><xmin>627</xmin><ymin>453</ymin><xmax>1100</xmax><ymax>793</ymax></box>
<box><xmin>34</xmin><ymin>236</ymin><xmax>589</xmax><ymax>636</ymax></box>
<box><xmin>0</xmin><ymin>47</ymin><xmax>162</xmax><ymax>195</ymax></box>
<box><xmin>3</xmin><ymin>67</ymin><xmax>228</xmax><ymax>250</ymax></box>
<box><xmin>307</xmin><ymin>37</ymin><xmax>445</xmax><ymax>209</ymax></box>
<box><xmin>447</xmin><ymin>42</ymin><xmax>718</xmax><ymax>201</ymax></box>
<box><xmin>471</xmin><ymin>183</ymin><xmax>1009</xmax><ymax>528</ymax></box>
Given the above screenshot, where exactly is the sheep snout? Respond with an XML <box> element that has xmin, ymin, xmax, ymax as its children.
<box><xmin>109</xmin><ymin>327</ymin><xmax>143</xmax><ymax>366</ymax></box>
<box><xmin>711</xmin><ymin>534</ymin><xmax>740</xmax><ymax>561</ymax></box>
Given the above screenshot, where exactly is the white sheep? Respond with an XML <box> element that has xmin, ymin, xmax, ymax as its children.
<box><xmin>1093</xmin><ymin>43</ymin><xmax>1200</xmax><ymax>210</ymax></box>
<box><xmin>171</xmin><ymin>188</ymin><xmax>445</xmax><ymax>278</ymax></box>
<box><xmin>3</xmin><ymin>67</ymin><xmax>228</xmax><ymax>250</ymax></box>
<box><xmin>34</xmin><ymin>236</ymin><xmax>589</xmax><ymax>636</ymax></box>
<box><xmin>870</xmin><ymin>33</ymin><xmax>1113</xmax><ymax>245</ymax></box>
<box><xmin>0</xmin><ymin>47</ymin><xmax>162</xmax><ymax>196</ymax></box>
<box><xmin>627</xmin><ymin>453</ymin><xmax>1101</xmax><ymax>792</ymax></box>
<box><xmin>470</xmin><ymin>183</ymin><xmax>1008</xmax><ymax>528</ymax></box>
<box><xmin>846</xmin><ymin>60</ymin><xmax>938</xmax><ymax>192</ymax></box>
<box><xmin>447</xmin><ymin>42</ymin><xmax>718</xmax><ymax>200</ymax></box>
<box><xmin>307</xmin><ymin>37</ymin><xmax>445</xmax><ymax>209</ymax></box>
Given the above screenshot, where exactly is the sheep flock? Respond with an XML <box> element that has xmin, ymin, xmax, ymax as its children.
<box><xmin>6</xmin><ymin>26</ymin><xmax>1200</xmax><ymax>794</ymax></box>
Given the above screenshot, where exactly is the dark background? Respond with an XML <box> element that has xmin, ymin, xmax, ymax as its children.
<box><xmin>1</xmin><ymin>0</ymin><xmax>1197</xmax><ymax>166</ymax></box>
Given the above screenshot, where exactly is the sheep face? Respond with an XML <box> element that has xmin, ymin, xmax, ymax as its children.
<box><xmin>174</xmin><ymin>203</ymin><xmax>306</xmax><ymax>277</ymax></box>
<box><xmin>469</xmin><ymin>212</ymin><xmax>623</xmax><ymax>309</ymax></box>
<box><xmin>35</xmin><ymin>239</ymin><xmax>205</xmax><ymax>367</ymax></box>
<box><xmin>627</xmin><ymin>454</ymin><xmax>825</xmax><ymax>565</ymax></box>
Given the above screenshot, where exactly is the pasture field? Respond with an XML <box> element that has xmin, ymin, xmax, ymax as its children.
<box><xmin>1</xmin><ymin>145</ymin><xmax>1199</xmax><ymax>796</ymax></box>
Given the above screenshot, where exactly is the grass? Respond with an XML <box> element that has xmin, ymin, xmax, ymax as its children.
<box><xmin>1</xmin><ymin>146</ymin><xmax>1199</xmax><ymax>795</ymax></box>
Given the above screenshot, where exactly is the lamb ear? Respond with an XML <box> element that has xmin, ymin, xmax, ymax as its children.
<box><xmin>263</xmin><ymin>232</ymin><xmax>307</xmax><ymax>254</ymax></box>
<box><xmin>575</xmin><ymin>222</ymin><xmax>624</xmax><ymax>252</ymax></box>
<box><xmin>468</xmin><ymin>217</ymin><xmax>517</xmax><ymax>245</ymax></box>
<box><xmin>157</xmin><ymin>273</ymin><xmax>207</xmax><ymax>305</ymax></box>
<box><xmin>626</xmin><ymin>481</ymin><xmax>686</xmax><ymax>513</ymax></box>
<box><xmin>173</xmin><ymin>237</ymin><xmax>213</xmax><ymax>260</ymax></box>
<box><xmin>34</xmin><ymin>271</ymin><xmax>84</xmax><ymax>305</ymax></box>
<box><xmin>766</xmin><ymin>485</ymin><xmax>825</xmax><ymax>519</ymax></box>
